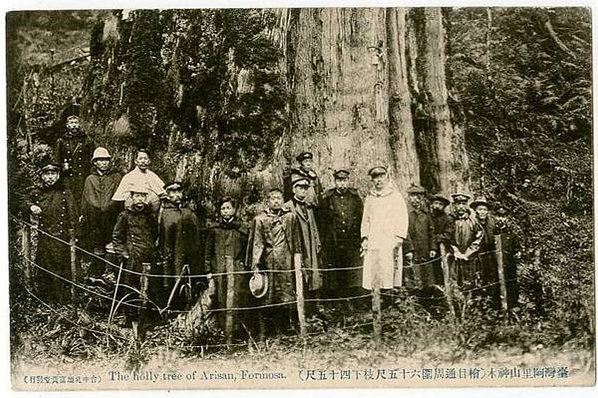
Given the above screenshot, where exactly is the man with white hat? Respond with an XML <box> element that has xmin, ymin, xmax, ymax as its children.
<box><xmin>80</xmin><ymin>147</ymin><xmax>123</xmax><ymax>279</ymax></box>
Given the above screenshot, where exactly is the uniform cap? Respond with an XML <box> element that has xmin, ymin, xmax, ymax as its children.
<box><xmin>407</xmin><ymin>183</ymin><xmax>427</xmax><ymax>194</ymax></box>
<box><xmin>368</xmin><ymin>166</ymin><xmax>387</xmax><ymax>177</ymax></box>
<box><xmin>451</xmin><ymin>193</ymin><xmax>471</xmax><ymax>202</ymax></box>
<box><xmin>292</xmin><ymin>174</ymin><xmax>311</xmax><ymax>187</ymax></box>
<box><xmin>40</xmin><ymin>163</ymin><xmax>61</xmax><ymax>174</ymax></box>
<box><xmin>333</xmin><ymin>169</ymin><xmax>350</xmax><ymax>179</ymax></box>
<box><xmin>66</xmin><ymin>115</ymin><xmax>80</xmax><ymax>122</ymax></box>
<box><xmin>430</xmin><ymin>193</ymin><xmax>450</xmax><ymax>206</ymax></box>
<box><xmin>470</xmin><ymin>196</ymin><xmax>489</xmax><ymax>209</ymax></box>
<box><xmin>249</xmin><ymin>272</ymin><xmax>268</xmax><ymax>298</ymax></box>
<box><xmin>164</xmin><ymin>181</ymin><xmax>183</xmax><ymax>192</ymax></box>
<box><xmin>129</xmin><ymin>184</ymin><xmax>149</xmax><ymax>195</ymax></box>
<box><xmin>296</xmin><ymin>151</ymin><xmax>314</xmax><ymax>162</ymax></box>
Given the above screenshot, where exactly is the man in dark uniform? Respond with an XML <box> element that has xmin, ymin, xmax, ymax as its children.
<box><xmin>471</xmin><ymin>196</ymin><xmax>500</xmax><ymax>304</ymax></box>
<box><xmin>26</xmin><ymin>163</ymin><xmax>78</xmax><ymax>304</ymax></box>
<box><xmin>429</xmin><ymin>193</ymin><xmax>455</xmax><ymax>255</ymax></box>
<box><xmin>54</xmin><ymin>114</ymin><xmax>95</xmax><ymax>203</ymax></box>
<box><xmin>493</xmin><ymin>203</ymin><xmax>522</xmax><ymax>309</ymax></box>
<box><xmin>284</xmin><ymin>151</ymin><xmax>323</xmax><ymax>207</ymax></box>
<box><xmin>80</xmin><ymin>147</ymin><xmax>123</xmax><ymax>280</ymax></box>
<box><xmin>158</xmin><ymin>181</ymin><xmax>202</xmax><ymax>311</ymax></box>
<box><xmin>320</xmin><ymin>169</ymin><xmax>364</xmax><ymax>302</ymax></box>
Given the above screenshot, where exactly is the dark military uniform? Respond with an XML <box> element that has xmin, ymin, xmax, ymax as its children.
<box><xmin>403</xmin><ymin>206</ymin><xmax>439</xmax><ymax>288</ymax></box>
<box><xmin>494</xmin><ymin>218</ymin><xmax>522</xmax><ymax>309</ymax></box>
<box><xmin>27</xmin><ymin>182</ymin><xmax>78</xmax><ymax>303</ymax></box>
<box><xmin>320</xmin><ymin>187</ymin><xmax>363</xmax><ymax>294</ymax></box>
<box><xmin>54</xmin><ymin>131</ymin><xmax>95</xmax><ymax>203</ymax></box>
<box><xmin>284</xmin><ymin>167</ymin><xmax>323</xmax><ymax>207</ymax></box>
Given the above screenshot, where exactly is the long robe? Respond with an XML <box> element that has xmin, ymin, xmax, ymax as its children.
<box><xmin>27</xmin><ymin>182</ymin><xmax>78</xmax><ymax>303</ymax></box>
<box><xmin>204</xmin><ymin>218</ymin><xmax>249</xmax><ymax>331</ymax></box>
<box><xmin>360</xmin><ymin>186</ymin><xmax>409</xmax><ymax>290</ymax></box>
<box><xmin>403</xmin><ymin>206</ymin><xmax>439</xmax><ymax>288</ymax></box>
<box><xmin>80</xmin><ymin>169</ymin><xmax>123</xmax><ymax>253</ymax></box>
<box><xmin>450</xmin><ymin>211</ymin><xmax>484</xmax><ymax>288</ymax></box>
<box><xmin>285</xmin><ymin>198</ymin><xmax>322</xmax><ymax>291</ymax></box>
<box><xmin>246</xmin><ymin>207</ymin><xmax>302</xmax><ymax>305</ymax></box>
<box><xmin>158</xmin><ymin>200</ymin><xmax>202</xmax><ymax>309</ymax></box>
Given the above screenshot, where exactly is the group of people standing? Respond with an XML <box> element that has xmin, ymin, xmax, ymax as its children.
<box><xmin>22</xmin><ymin>114</ymin><xmax>522</xmax><ymax>341</ymax></box>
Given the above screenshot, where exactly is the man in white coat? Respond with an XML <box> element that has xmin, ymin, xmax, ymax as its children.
<box><xmin>112</xmin><ymin>149</ymin><xmax>166</xmax><ymax>211</ymax></box>
<box><xmin>360</xmin><ymin>166</ymin><xmax>409</xmax><ymax>290</ymax></box>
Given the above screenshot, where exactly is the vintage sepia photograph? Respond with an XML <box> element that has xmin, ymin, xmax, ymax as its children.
<box><xmin>4</xmin><ymin>3</ymin><xmax>595</xmax><ymax>391</ymax></box>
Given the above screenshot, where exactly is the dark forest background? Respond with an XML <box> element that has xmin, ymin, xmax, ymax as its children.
<box><xmin>6</xmin><ymin>8</ymin><xmax>594</xmax><ymax>356</ymax></box>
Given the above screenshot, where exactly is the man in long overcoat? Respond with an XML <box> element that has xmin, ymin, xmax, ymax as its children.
<box><xmin>204</xmin><ymin>197</ymin><xmax>249</xmax><ymax>335</ymax></box>
<box><xmin>471</xmin><ymin>196</ymin><xmax>499</xmax><ymax>303</ymax></box>
<box><xmin>26</xmin><ymin>163</ymin><xmax>78</xmax><ymax>304</ymax></box>
<box><xmin>80</xmin><ymin>147</ymin><xmax>123</xmax><ymax>278</ymax></box>
<box><xmin>158</xmin><ymin>182</ymin><xmax>202</xmax><ymax>311</ymax></box>
<box><xmin>247</xmin><ymin>189</ymin><xmax>302</xmax><ymax>336</ymax></box>
<box><xmin>54</xmin><ymin>114</ymin><xmax>95</xmax><ymax>203</ymax></box>
<box><xmin>403</xmin><ymin>184</ymin><xmax>438</xmax><ymax>291</ymax></box>
<box><xmin>285</xmin><ymin>175</ymin><xmax>322</xmax><ymax>294</ymax></box>
<box><xmin>360</xmin><ymin>166</ymin><xmax>409</xmax><ymax>291</ymax></box>
<box><xmin>320</xmin><ymin>169</ymin><xmax>363</xmax><ymax>299</ymax></box>
<box><xmin>494</xmin><ymin>203</ymin><xmax>522</xmax><ymax>309</ymax></box>
<box><xmin>430</xmin><ymin>193</ymin><xmax>455</xmax><ymax>255</ymax></box>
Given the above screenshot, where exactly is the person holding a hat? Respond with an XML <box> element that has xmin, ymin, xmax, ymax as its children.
<box><xmin>79</xmin><ymin>147</ymin><xmax>124</xmax><ymax>279</ymax></box>
<box><xmin>54</xmin><ymin>113</ymin><xmax>95</xmax><ymax>202</ymax></box>
<box><xmin>157</xmin><ymin>181</ymin><xmax>202</xmax><ymax>311</ymax></box>
<box><xmin>360</xmin><ymin>166</ymin><xmax>409</xmax><ymax>291</ymax></box>
<box><xmin>246</xmin><ymin>188</ymin><xmax>302</xmax><ymax>337</ymax></box>
<box><xmin>449</xmin><ymin>193</ymin><xmax>485</xmax><ymax>292</ymax></box>
<box><xmin>320</xmin><ymin>169</ymin><xmax>364</xmax><ymax>301</ymax></box>
<box><xmin>403</xmin><ymin>184</ymin><xmax>440</xmax><ymax>294</ymax></box>
<box><xmin>203</xmin><ymin>197</ymin><xmax>250</xmax><ymax>336</ymax></box>
<box><xmin>283</xmin><ymin>151</ymin><xmax>323</xmax><ymax>207</ymax></box>
<box><xmin>285</xmin><ymin>174</ymin><xmax>323</xmax><ymax>294</ymax></box>
<box><xmin>112</xmin><ymin>149</ymin><xmax>166</xmax><ymax>212</ymax></box>
<box><xmin>25</xmin><ymin>162</ymin><xmax>79</xmax><ymax>304</ymax></box>
<box><xmin>112</xmin><ymin>185</ymin><xmax>160</xmax><ymax>340</ymax></box>
<box><xmin>493</xmin><ymin>203</ymin><xmax>522</xmax><ymax>309</ymax></box>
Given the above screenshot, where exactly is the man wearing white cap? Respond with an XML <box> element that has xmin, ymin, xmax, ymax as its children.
<box><xmin>360</xmin><ymin>166</ymin><xmax>409</xmax><ymax>290</ymax></box>
<box><xmin>80</xmin><ymin>147</ymin><xmax>123</xmax><ymax>278</ymax></box>
<box><xmin>111</xmin><ymin>149</ymin><xmax>166</xmax><ymax>212</ymax></box>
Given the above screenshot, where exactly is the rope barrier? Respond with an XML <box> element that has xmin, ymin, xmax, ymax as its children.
<box><xmin>11</xmin><ymin>214</ymin><xmax>499</xmax><ymax>280</ymax></box>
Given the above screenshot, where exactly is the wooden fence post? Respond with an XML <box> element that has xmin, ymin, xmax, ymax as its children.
<box><xmin>494</xmin><ymin>234</ymin><xmax>509</xmax><ymax>314</ymax></box>
<box><xmin>371</xmin><ymin>249</ymin><xmax>382</xmax><ymax>348</ymax></box>
<box><xmin>439</xmin><ymin>243</ymin><xmax>455</xmax><ymax>319</ymax></box>
<box><xmin>225</xmin><ymin>255</ymin><xmax>235</xmax><ymax>345</ymax></box>
<box><xmin>21</xmin><ymin>224</ymin><xmax>32</xmax><ymax>288</ymax></box>
<box><xmin>69</xmin><ymin>230</ymin><xmax>77</xmax><ymax>304</ymax></box>
<box><xmin>293</xmin><ymin>253</ymin><xmax>306</xmax><ymax>339</ymax></box>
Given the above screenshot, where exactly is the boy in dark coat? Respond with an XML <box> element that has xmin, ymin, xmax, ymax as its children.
<box><xmin>80</xmin><ymin>147</ymin><xmax>123</xmax><ymax>279</ymax></box>
<box><xmin>26</xmin><ymin>163</ymin><xmax>78</xmax><ymax>304</ymax></box>
<box><xmin>112</xmin><ymin>186</ymin><xmax>159</xmax><ymax>340</ymax></box>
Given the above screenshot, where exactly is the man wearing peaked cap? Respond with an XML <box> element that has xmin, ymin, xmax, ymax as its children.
<box><xmin>430</xmin><ymin>193</ymin><xmax>451</xmax><ymax>207</ymax></box>
<box><xmin>321</xmin><ymin>168</ymin><xmax>364</xmax><ymax>302</ymax></box>
<box><xmin>403</xmin><ymin>183</ymin><xmax>439</xmax><ymax>294</ymax></box>
<box><xmin>158</xmin><ymin>180</ymin><xmax>201</xmax><ymax>311</ymax></box>
<box><xmin>284</xmin><ymin>151</ymin><xmax>323</xmax><ymax>207</ymax></box>
<box><xmin>54</xmin><ymin>110</ymin><xmax>94</xmax><ymax>203</ymax></box>
<box><xmin>285</xmin><ymin>170</ymin><xmax>323</xmax><ymax>296</ymax></box>
<box><xmin>451</xmin><ymin>193</ymin><xmax>471</xmax><ymax>203</ymax></box>
<box><xmin>493</xmin><ymin>202</ymin><xmax>522</xmax><ymax>309</ymax></box>
<box><xmin>470</xmin><ymin>196</ymin><xmax>500</xmax><ymax>305</ymax></box>
<box><xmin>26</xmin><ymin>160</ymin><xmax>78</xmax><ymax>304</ymax></box>
<box><xmin>361</xmin><ymin>164</ymin><xmax>409</xmax><ymax>291</ymax></box>
<box><xmin>429</xmin><ymin>192</ymin><xmax>455</xmax><ymax>266</ymax></box>
<box><xmin>80</xmin><ymin>147</ymin><xmax>123</xmax><ymax>279</ymax></box>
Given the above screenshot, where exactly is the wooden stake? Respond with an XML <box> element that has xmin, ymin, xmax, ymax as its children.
<box><xmin>371</xmin><ymin>249</ymin><xmax>382</xmax><ymax>348</ymax></box>
<box><xmin>293</xmin><ymin>253</ymin><xmax>306</xmax><ymax>339</ymax></box>
<box><xmin>225</xmin><ymin>255</ymin><xmax>235</xmax><ymax>345</ymax></box>
<box><xmin>21</xmin><ymin>224</ymin><xmax>32</xmax><ymax>288</ymax></box>
<box><xmin>439</xmin><ymin>243</ymin><xmax>455</xmax><ymax>318</ymax></box>
<box><xmin>494</xmin><ymin>234</ymin><xmax>509</xmax><ymax>314</ymax></box>
<box><xmin>69</xmin><ymin>231</ymin><xmax>77</xmax><ymax>304</ymax></box>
